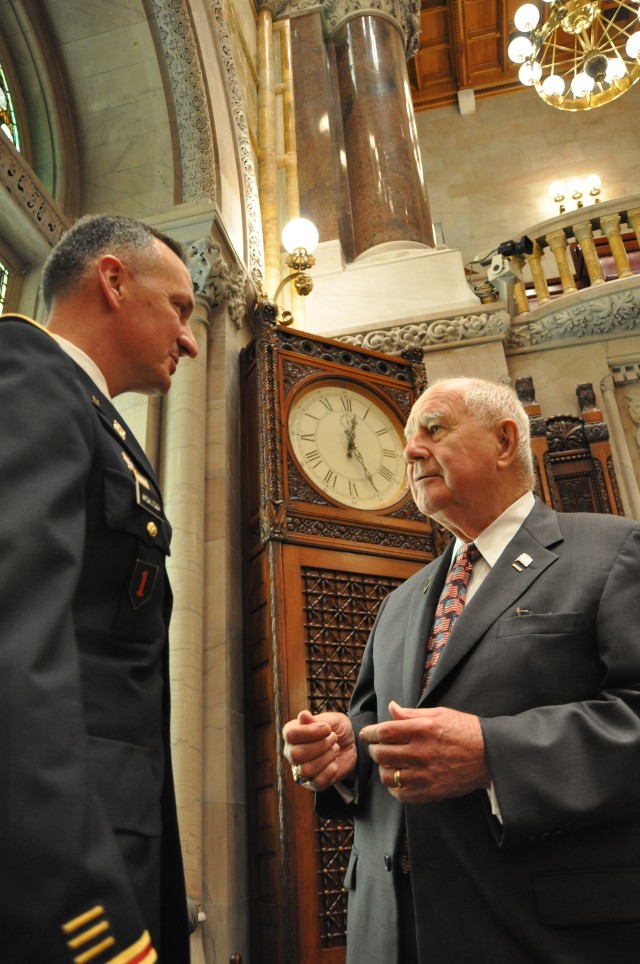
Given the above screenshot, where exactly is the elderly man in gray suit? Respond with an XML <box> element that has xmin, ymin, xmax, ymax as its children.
<box><xmin>283</xmin><ymin>376</ymin><xmax>640</xmax><ymax>964</ymax></box>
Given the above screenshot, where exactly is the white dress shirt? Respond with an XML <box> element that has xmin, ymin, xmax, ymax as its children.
<box><xmin>51</xmin><ymin>332</ymin><xmax>112</xmax><ymax>399</ymax></box>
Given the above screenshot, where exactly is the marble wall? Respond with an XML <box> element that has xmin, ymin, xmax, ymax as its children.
<box><xmin>416</xmin><ymin>84</ymin><xmax>640</xmax><ymax>269</ymax></box>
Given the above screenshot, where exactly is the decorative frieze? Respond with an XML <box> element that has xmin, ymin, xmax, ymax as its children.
<box><xmin>336</xmin><ymin>310</ymin><xmax>510</xmax><ymax>355</ymax></box>
<box><xmin>150</xmin><ymin>0</ymin><xmax>217</xmax><ymax>204</ymax></box>
<box><xmin>210</xmin><ymin>0</ymin><xmax>265</xmax><ymax>290</ymax></box>
<box><xmin>508</xmin><ymin>284</ymin><xmax>640</xmax><ymax>349</ymax></box>
<box><xmin>0</xmin><ymin>132</ymin><xmax>69</xmax><ymax>247</ymax></box>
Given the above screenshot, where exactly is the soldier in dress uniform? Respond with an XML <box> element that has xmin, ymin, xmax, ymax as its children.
<box><xmin>0</xmin><ymin>215</ymin><xmax>197</xmax><ymax>964</ymax></box>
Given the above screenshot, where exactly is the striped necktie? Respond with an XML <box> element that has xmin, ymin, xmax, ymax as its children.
<box><xmin>422</xmin><ymin>542</ymin><xmax>480</xmax><ymax>690</ymax></box>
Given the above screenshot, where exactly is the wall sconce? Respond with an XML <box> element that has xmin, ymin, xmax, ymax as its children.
<box><xmin>264</xmin><ymin>217</ymin><xmax>319</xmax><ymax>326</ymax></box>
<box><xmin>548</xmin><ymin>180</ymin><xmax>566</xmax><ymax>214</ymax></box>
<box><xmin>548</xmin><ymin>175</ymin><xmax>602</xmax><ymax>214</ymax></box>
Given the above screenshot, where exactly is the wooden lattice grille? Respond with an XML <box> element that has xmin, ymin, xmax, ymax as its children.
<box><xmin>301</xmin><ymin>567</ymin><xmax>404</xmax><ymax>947</ymax></box>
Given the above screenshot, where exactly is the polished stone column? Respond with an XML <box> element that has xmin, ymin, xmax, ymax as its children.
<box><xmin>330</xmin><ymin>12</ymin><xmax>434</xmax><ymax>255</ymax></box>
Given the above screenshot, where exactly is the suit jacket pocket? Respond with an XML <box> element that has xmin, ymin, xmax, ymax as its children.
<box><xmin>498</xmin><ymin>612</ymin><xmax>580</xmax><ymax>638</ymax></box>
<box><xmin>87</xmin><ymin>734</ymin><xmax>162</xmax><ymax>836</ymax></box>
<box><xmin>534</xmin><ymin>868</ymin><xmax>640</xmax><ymax>925</ymax></box>
<box><xmin>344</xmin><ymin>845</ymin><xmax>358</xmax><ymax>890</ymax></box>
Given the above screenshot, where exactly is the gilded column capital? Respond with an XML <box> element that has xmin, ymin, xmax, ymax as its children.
<box><xmin>185</xmin><ymin>238</ymin><xmax>248</xmax><ymax>329</ymax></box>
<box><xmin>269</xmin><ymin>0</ymin><xmax>421</xmax><ymax>57</ymax></box>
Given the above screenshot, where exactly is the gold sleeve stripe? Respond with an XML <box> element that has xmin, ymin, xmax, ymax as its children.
<box><xmin>67</xmin><ymin>920</ymin><xmax>110</xmax><ymax>949</ymax></box>
<box><xmin>105</xmin><ymin>931</ymin><xmax>157</xmax><ymax>964</ymax></box>
<box><xmin>62</xmin><ymin>906</ymin><xmax>106</xmax><ymax>933</ymax></box>
<box><xmin>73</xmin><ymin>936</ymin><xmax>116</xmax><ymax>963</ymax></box>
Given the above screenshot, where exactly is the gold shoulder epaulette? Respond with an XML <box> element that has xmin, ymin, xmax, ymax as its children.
<box><xmin>0</xmin><ymin>312</ymin><xmax>56</xmax><ymax>340</ymax></box>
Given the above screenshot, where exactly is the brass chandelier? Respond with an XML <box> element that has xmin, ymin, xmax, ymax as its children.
<box><xmin>508</xmin><ymin>1</ymin><xmax>640</xmax><ymax>110</ymax></box>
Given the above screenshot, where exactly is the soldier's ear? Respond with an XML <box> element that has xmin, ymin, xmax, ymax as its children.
<box><xmin>96</xmin><ymin>254</ymin><xmax>127</xmax><ymax>310</ymax></box>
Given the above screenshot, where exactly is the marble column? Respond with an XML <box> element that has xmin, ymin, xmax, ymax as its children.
<box><xmin>329</xmin><ymin>10</ymin><xmax>434</xmax><ymax>255</ymax></box>
<box><xmin>160</xmin><ymin>238</ymin><xmax>224</xmax><ymax>903</ymax></box>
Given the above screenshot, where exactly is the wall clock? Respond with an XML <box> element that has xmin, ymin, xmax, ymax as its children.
<box><xmin>287</xmin><ymin>378</ymin><xmax>409</xmax><ymax>510</ymax></box>
<box><xmin>241</xmin><ymin>309</ymin><xmax>434</xmax><ymax>964</ymax></box>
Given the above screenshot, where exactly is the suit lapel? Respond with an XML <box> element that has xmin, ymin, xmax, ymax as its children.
<box><xmin>403</xmin><ymin>541</ymin><xmax>455</xmax><ymax>706</ymax></box>
<box><xmin>420</xmin><ymin>500</ymin><xmax>564</xmax><ymax>700</ymax></box>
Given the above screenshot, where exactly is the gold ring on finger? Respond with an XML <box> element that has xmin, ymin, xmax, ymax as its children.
<box><xmin>292</xmin><ymin>764</ymin><xmax>303</xmax><ymax>784</ymax></box>
<box><xmin>394</xmin><ymin>768</ymin><xmax>403</xmax><ymax>789</ymax></box>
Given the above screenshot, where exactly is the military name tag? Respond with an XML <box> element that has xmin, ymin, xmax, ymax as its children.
<box><xmin>129</xmin><ymin>559</ymin><xmax>160</xmax><ymax>609</ymax></box>
<box><xmin>135</xmin><ymin>479</ymin><xmax>163</xmax><ymax>520</ymax></box>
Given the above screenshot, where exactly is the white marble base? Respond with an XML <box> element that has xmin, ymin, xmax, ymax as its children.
<box><xmin>301</xmin><ymin>240</ymin><xmax>481</xmax><ymax>335</ymax></box>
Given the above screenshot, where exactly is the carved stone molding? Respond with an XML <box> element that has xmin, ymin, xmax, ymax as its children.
<box><xmin>0</xmin><ymin>132</ymin><xmax>69</xmax><ymax>248</ymax></box>
<box><xmin>268</xmin><ymin>0</ymin><xmax>421</xmax><ymax>57</ymax></box>
<box><xmin>150</xmin><ymin>0</ymin><xmax>217</xmax><ymax>204</ymax></box>
<box><xmin>186</xmin><ymin>237</ymin><xmax>247</xmax><ymax>328</ymax></box>
<box><xmin>336</xmin><ymin>310</ymin><xmax>511</xmax><ymax>355</ymax></box>
<box><xmin>209</xmin><ymin>0</ymin><xmax>264</xmax><ymax>290</ymax></box>
<box><xmin>508</xmin><ymin>285</ymin><xmax>640</xmax><ymax>349</ymax></box>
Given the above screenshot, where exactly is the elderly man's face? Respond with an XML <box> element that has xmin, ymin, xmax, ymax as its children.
<box><xmin>403</xmin><ymin>382</ymin><xmax>503</xmax><ymax>536</ymax></box>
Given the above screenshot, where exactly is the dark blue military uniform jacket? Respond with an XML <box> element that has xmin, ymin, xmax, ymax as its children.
<box><xmin>0</xmin><ymin>315</ymin><xmax>189</xmax><ymax>963</ymax></box>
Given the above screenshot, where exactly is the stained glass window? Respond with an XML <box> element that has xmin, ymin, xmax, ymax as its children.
<box><xmin>0</xmin><ymin>259</ymin><xmax>10</xmax><ymax>310</ymax></box>
<box><xmin>0</xmin><ymin>63</ymin><xmax>20</xmax><ymax>150</ymax></box>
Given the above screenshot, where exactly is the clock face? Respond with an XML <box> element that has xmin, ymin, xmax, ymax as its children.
<box><xmin>287</xmin><ymin>380</ymin><xmax>409</xmax><ymax>510</ymax></box>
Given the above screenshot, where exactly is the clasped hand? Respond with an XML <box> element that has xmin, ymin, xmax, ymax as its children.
<box><xmin>283</xmin><ymin>701</ymin><xmax>490</xmax><ymax>803</ymax></box>
<box><xmin>360</xmin><ymin>701</ymin><xmax>491</xmax><ymax>803</ymax></box>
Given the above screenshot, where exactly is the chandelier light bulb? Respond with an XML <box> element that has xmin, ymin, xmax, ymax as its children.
<box><xmin>548</xmin><ymin>180</ymin><xmax>565</xmax><ymax>199</ymax></box>
<box><xmin>571</xmin><ymin>71</ymin><xmax>595</xmax><ymax>97</ymax></box>
<box><xmin>508</xmin><ymin>35</ymin><xmax>535</xmax><ymax>63</ymax></box>
<box><xmin>542</xmin><ymin>73</ymin><xmax>565</xmax><ymax>96</ymax></box>
<box><xmin>514</xmin><ymin>4</ymin><xmax>540</xmax><ymax>32</ymax></box>
<box><xmin>605</xmin><ymin>57</ymin><xmax>627</xmax><ymax>82</ymax></box>
<box><xmin>585</xmin><ymin>174</ymin><xmax>601</xmax><ymax>194</ymax></box>
<box><xmin>626</xmin><ymin>31</ymin><xmax>640</xmax><ymax>60</ymax></box>
<box><xmin>519</xmin><ymin>60</ymin><xmax>542</xmax><ymax>85</ymax></box>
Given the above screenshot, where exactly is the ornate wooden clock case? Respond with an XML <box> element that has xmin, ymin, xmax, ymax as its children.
<box><xmin>241</xmin><ymin>307</ymin><xmax>436</xmax><ymax>963</ymax></box>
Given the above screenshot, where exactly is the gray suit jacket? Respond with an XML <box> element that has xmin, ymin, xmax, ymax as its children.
<box><xmin>321</xmin><ymin>499</ymin><xmax>640</xmax><ymax>964</ymax></box>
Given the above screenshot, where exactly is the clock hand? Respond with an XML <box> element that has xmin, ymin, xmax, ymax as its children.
<box><xmin>351</xmin><ymin>444</ymin><xmax>378</xmax><ymax>491</ymax></box>
<box><xmin>341</xmin><ymin>414</ymin><xmax>358</xmax><ymax>456</ymax></box>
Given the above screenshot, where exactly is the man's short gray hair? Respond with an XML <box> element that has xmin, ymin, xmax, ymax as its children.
<box><xmin>41</xmin><ymin>214</ymin><xmax>185</xmax><ymax>312</ymax></box>
<box><xmin>433</xmin><ymin>376</ymin><xmax>534</xmax><ymax>488</ymax></box>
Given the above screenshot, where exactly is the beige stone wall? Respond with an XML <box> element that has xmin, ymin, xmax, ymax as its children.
<box><xmin>416</xmin><ymin>85</ymin><xmax>640</xmax><ymax>268</ymax></box>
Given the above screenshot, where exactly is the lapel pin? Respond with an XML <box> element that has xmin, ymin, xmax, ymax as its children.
<box><xmin>512</xmin><ymin>552</ymin><xmax>533</xmax><ymax>572</ymax></box>
<box><xmin>423</xmin><ymin>576</ymin><xmax>432</xmax><ymax>594</ymax></box>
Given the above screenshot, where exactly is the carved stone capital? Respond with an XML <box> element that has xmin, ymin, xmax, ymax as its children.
<box><xmin>270</xmin><ymin>0</ymin><xmax>421</xmax><ymax>57</ymax></box>
<box><xmin>336</xmin><ymin>309</ymin><xmax>510</xmax><ymax>354</ymax></box>
<box><xmin>186</xmin><ymin>237</ymin><xmax>247</xmax><ymax>328</ymax></box>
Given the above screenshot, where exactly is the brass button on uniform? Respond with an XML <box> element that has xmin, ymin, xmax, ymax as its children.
<box><xmin>146</xmin><ymin>521</ymin><xmax>158</xmax><ymax>538</ymax></box>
